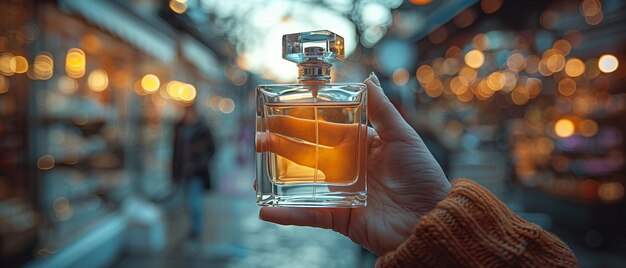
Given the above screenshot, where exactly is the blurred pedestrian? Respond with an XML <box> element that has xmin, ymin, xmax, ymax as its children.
<box><xmin>172</xmin><ymin>104</ymin><xmax>215</xmax><ymax>240</ymax></box>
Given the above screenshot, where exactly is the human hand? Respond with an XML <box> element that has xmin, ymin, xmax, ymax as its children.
<box><xmin>257</xmin><ymin>73</ymin><xmax>451</xmax><ymax>256</ymax></box>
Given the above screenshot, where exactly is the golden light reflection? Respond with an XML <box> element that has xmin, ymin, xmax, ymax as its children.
<box><xmin>218</xmin><ymin>97</ymin><xmax>235</xmax><ymax>114</ymax></box>
<box><xmin>564</xmin><ymin>58</ymin><xmax>585</xmax><ymax>77</ymax></box>
<box><xmin>475</xmin><ymin>79</ymin><xmax>494</xmax><ymax>99</ymax></box>
<box><xmin>88</xmin><ymin>69</ymin><xmax>108</xmax><ymax>92</ymax></box>
<box><xmin>578</xmin><ymin>119</ymin><xmax>598</xmax><ymax>137</ymax></box>
<box><xmin>416</xmin><ymin>65</ymin><xmax>435</xmax><ymax>84</ymax></box>
<box><xmin>598</xmin><ymin>182</ymin><xmax>624</xmax><ymax>203</ymax></box>
<box><xmin>598</xmin><ymin>54</ymin><xmax>618</xmax><ymax>73</ymax></box>
<box><xmin>66</xmin><ymin>48</ymin><xmax>86</xmax><ymax>78</ymax></box>
<box><xmin>9</xmin><ymin>55</ymin><xmax>28</xmax><ymax>74</ymax></box>
<box><xmin>34</xmin><ymin>53</ymin><xmax>54</xmax><ymax>80</ymax></box>
<box><xmin>464</xmin><ymin>50</ymin><xmax>484</xmax><ymax>69</ymax></box>
<box><xmin>169</xmin><ymin>0</ymin><xmax>188</xmax><ymax>14</ymax></box>
<box><xmin>178</xmin><ymin>83</ymin><xmax>196</xmax><ymax>102</ymax></box>
<box><xmin>554</xmin><ymin>118</ymin><xmax>575</xmax><ymax>138</ymax></box>
<box><xmin>37</xmin><ymin>154</ymin><xmax>55</xmax><ymax>170</ymax></box>
<box><xmin>558</xmin><ymin>78</ymin><xmax>577</xmax><ymax>96</ymax></box>
<box><xmin>141</xmin><ymin>74</ymin><xmax>160</xmax><ymax>93</ymax></box>
<box><xmin>392</xmin><ymin>68</ymin><xmax>410</xmax><ymax>86</ymax></box>
<box><xmin>526</xmin><ymin>78</ymin><xmax>542</xmax><ymax>98</ymax></box>
<box><xmin>0</xmin><ymin>75</ymin><xmax>8</xmax><ymax>94</ymax></box>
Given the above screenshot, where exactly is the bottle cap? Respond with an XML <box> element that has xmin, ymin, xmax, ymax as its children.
<box><xmin>282</xmin><ymin>30</ymin><xmax>345</xmax><ymax>64</ymax></box>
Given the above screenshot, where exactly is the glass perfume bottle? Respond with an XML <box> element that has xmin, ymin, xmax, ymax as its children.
<box><xmin>256</xmin><ymin>30</ymin><xmax>367</xmax><ymax>207</ymax></box>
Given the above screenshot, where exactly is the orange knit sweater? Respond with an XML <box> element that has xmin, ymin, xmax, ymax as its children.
<box><xmin>376</xmin><ymin>179</ymin><xmax>579</xmax><ymax>267</ymax></box>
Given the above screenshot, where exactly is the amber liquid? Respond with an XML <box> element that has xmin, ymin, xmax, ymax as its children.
<box><xmin>264</xmin><ymin>102</ymin><xmax>363</xmax><ymax>186</ymax></box>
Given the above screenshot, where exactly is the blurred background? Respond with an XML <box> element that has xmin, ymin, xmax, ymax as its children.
<box><xmin>1</xmin><ymin>0</ymin><xmax>625</xmax><ymax>267</ymax></box>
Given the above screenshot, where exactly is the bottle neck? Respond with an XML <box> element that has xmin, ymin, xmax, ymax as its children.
<box><xmin>298</xmin><ymin>62</ymin><xmax>331</xmax><ymax>83</ymax></box>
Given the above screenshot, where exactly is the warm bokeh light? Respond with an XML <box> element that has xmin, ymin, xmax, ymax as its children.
<box><xmin>580</xmin><ymin>0</ymin><xmax>602</xmax><ymax>17</ymax></box>
<box><xmin>557</xmin><ymin>78</ymin><xmax>577</xmax><ymax>96</ymax></box>
<box><xmin>553</xmin><ymin>39</ymin><xmax>571</xmax><ymax>56</ymax></box>
<box><xmin>578</xmin><ymin>119</ymin><xmax>599</xmax><ymax>137</ymax></box>
<box><xmin>564</xmin><ymin>58</ymin><xmax>585</xmax><ymax>77</ymax></box>
<box><xmin>141</xmin><ymin>74</ymin><xmax>160</xmax><ymax>93</ymax></box>
<box><xmin>481</xmin><ymin>0</ymin><xmax>503</xmax><ymax>14</ymax></box>
<box><xmin>507</xmin><ymin>53</ymin><xmax>525</xmax><ymax>72</ymax></box>
<box><xmin>554</xmin><ymin>118</ymin><xmax>575</xmax><ymax>138</ymax></box>
<box><xmin>424</xmin><ymin>79</ymin><xmax>443</xmax><ymax>98</ymax></box>
<box><xmin>392</xmin><ymin>68</ymin><xmax>409</xmax><ymax>86</ymax></box>
<box><xmin>464</xmin><ymin>50</ymin><xmax>485</xmax><ymax>69</ymax></box>
<box><xmin>459</xmin><ymin>66</ymin><xmax>477</xmax><ymax>81</ymax></box>
<box><xmin>511</xmin><ymin>86</ymin><xmax>529</xmax><ymax>105</ymax></box>
<box><xmin>166</xmin><ymin>80</ymin><xmax>184</xmax><ymax>100</ymax></box>
<box><xmin>486</xmin><ymin>72</ymin><xmax>505</xmax><ymax>91</ymax></box>
<box><xmin>450</xmin><ymin>76</ymin><xmax>469</xmax><ymax>95</ymax></box>
<box><xmin>34</xmin><ymin>53</ymin><xmax>54</xmax><ymax>80</ymax></box>
<box><xmin>544</xmin><ymin>49</ymin><xmax>565</xmax><ymax>73</ymax></box>
<box><xmin>409</xmin><ymin>0</ymin><xmax>432</xmax><ymax>5</ymax></box>
<box><xmin>9</xmin><ymin>55</ymin><xmax>29</xmax><ymax>74</ymax></box>
<box><xmin>0</xmin><ymin>53</ymin><xmax>15</xmax><ymax>76</ymax></box>
<box><xmin>472</xmin><ymin>34</ymin><xmax>489</xmax><ymax>51</ymax></box>
<box><xmin>218</xmin><ymin>97</ymin><xmax>235</xmax><ymax>114</ymax></box>
<box><xmin>427</xmin><ymin>27</ymin><xmax>448</xmax><ymax>44</ymax></box>
<box><xmin>598</xmin><ymin>54</ymin><xmax>618</xmax><ymax>73</ymax></box>
<box><xmin>88</xmin><ymin>68</ymin><xmax>109</xmax><ymax>92</ymax></box>
<box><xmin>169</xmin><ymin>0</ymin><xmax>188</xmax><ymax>14</ymax></box>
<box><xmin>37</xmin><ymin>154</ymin><xmax>56</xmax><ymax>170</ymax></box>
<box><xmin>66</xmin><ymin>48</ymin><xmax>86</xmax><ymax>78</ymax></box>
<box><xmin>58</xmin><ymin>76</ymin><xmax>78</xmax><ymax>95</ymax></box>
<box><xmin>598</xmin><ymin>182</ymin><xmax>624</xmax><ymax>203</ymax></box>
<box><xmin>416</xmin><ymin>65</ymin><xmax>435</xmax><ymax>84</ymax></box>
<box><xmin>584</xmin><ymin>11</ymin><xmax>603</xmax><ymax>25</ymax></box>
<box><xmin>0</xmin><ymin>75</ymin><xmax>8</xmax><ymax>94</ymax></box>
<box><xmin>178</xmin><ymin>83</ymin><xmax>196</xmax><ymax>102</ymax></box>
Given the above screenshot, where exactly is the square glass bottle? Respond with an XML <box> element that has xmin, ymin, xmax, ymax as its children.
<box><xmin>256</xmin><ymin>30</ymin><xmax>367</xmax><ymax>207</ymax></box>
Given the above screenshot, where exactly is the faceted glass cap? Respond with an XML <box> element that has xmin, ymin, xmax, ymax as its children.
<box><xmin>282</xmin><ymin>30</ymin><xmax>345</xmax><ymax>63</ymax></box>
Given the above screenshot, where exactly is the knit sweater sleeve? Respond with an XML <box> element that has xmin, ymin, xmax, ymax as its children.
<box><xmin>376</xmin><ymin>179</ymin><xmax>579</xmax><ymax>268</ymax></box>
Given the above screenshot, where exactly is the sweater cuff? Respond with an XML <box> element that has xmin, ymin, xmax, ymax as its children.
<box><xmin>376</xmin><ymin>178</ymin><xmax>578</xmax><ymax>268</ymax></box>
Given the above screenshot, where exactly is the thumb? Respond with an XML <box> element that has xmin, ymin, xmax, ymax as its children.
<box><xmin>364</xmin><ymin>72</ymin><xmax>413</xmax><ymax>141</ymax></box>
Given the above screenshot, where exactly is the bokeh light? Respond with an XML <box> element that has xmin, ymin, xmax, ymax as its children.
<box><xmin>416</xmin><ymin>65</ymin><xmax>435</xmax><ymax>84</ymax></box>
<box><xmin>557</xmin><ymin>78</ymin><xmax>577</xmax><ymax>96</ymax></box>
<box><xmin>464</xmin><ymin>50</ymin><xmax>485</xmax><ymax>69</ymax></box>
<box><xmin>9</xmin><ymin>55</ymin><xmax>29</xmax><ymax>74</ymax></box>
<box><xmin>0</xmin><ymin>75</ymin><xmax>8</xmax><ymax>94</ymax></box>
<box><xmin>169</xmin><ymin>0</ymin><xmax>188</xmax><ymax>14</ymax></box>
<box><xmin>34</xmin><ymin>53</ymin><xmax>54</xmax><ymax>80</ymax></box>
<box><xmin>554</xmin><ymin>118</ymin><xmax>575</xmax><ymax>138</ymax></box>
<box><xmin>88</xmin><ymin>68</ymin><xmax>108</xmax><ymax>92</ymax></box>
<box><xmin>564</xmin><ymin>58</ymin><xmax>585</xmax><ymax>77</ymax></box>
<box><xmin>391</xmin><ymin>68</ymin><xmax>409</xmax><ymax>86</ymax></box>
<box><xmin>598</xmin><ymin>54</ymin><xmax>618</xmax><ymax>73</ymax></box>
<box><xmin>218</xmin><ymin>98</ymin><xmax>235</xmax><ymax>114</ymax></box>
<box><xmin>66</xmin><ymin>48</ymin><xmax>86</xmax><ymax>78</ymax></box>
<box><xmin>141</xmin><ymin>74</ymin><xmax>160</xmax><ymax>93</ymax></box>
<box><xmin>578</xmin><ymin>119</ymin><xmax>599</xmax><ymax>137</ymax></box>
<box><xmin>481</xmin><ymin>0</ymin><xmax>503</xmax><ymax>14</ymax></box>
<box><xmin>598</xmin><ymin>182</ymin><xmax>624</xmax><ymax>203</ymax></box>
<box><xmin>37</xmin><ymin>154</ymin><xmax>55</xmax><ymax>170</ymax></box>
<box><xmin>178</xmin><ymin>83</ymin><xmax>196</xmax><ymax>102</ymax></box>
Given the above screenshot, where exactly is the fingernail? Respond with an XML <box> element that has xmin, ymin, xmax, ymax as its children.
<box><xmin>370</xmin><ymin>72</ymin><xmax>381</xmax><ymax>87</ymax></box>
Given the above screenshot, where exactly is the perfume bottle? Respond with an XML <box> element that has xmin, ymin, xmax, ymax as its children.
<box><xmin>256</xmin><ymin>30</ymin><xmax>367</xmax><ymax>207</ymax></box>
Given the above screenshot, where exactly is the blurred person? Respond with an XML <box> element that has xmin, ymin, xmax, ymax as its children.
<box><xmin>256</xmin><ymin>73</ymin><xmax>578</xmax><ymax>267</ymax></box>
<box><xmin>172</xmin><ymin>104</ymin><xmax>215</xmax><ymax>240</ymax></box>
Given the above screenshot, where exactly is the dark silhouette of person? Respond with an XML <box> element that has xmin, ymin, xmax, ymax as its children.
<box><xmin>172</xmin><ymin>104</ymin><xmax>215</xmax><ymax>240</ymax></box>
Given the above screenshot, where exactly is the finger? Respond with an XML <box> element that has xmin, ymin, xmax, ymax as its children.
<box><xmin>255</xmin><ymin>132</ymin><xmax>317</xmax><ymax>167</ymax></box>
<box><xmin>268</xmin><ymin>115</ymin><xmax>359</xmax><ymax>146</ymax></box>
<box><xmin>259</xmin><ymin>207</ymin><xmax>335</xmax><ymax>230</ymax></box>
<box><xmin>364</xmin><ymin>72</ymin><xmax>413</xmax><ymax>140</ymax></box>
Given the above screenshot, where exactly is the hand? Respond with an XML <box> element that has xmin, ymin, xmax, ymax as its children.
<box><xmin>257</xmin><ymin>73</ymin><xmax>451</xmax><ymax>256</ymax></box>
